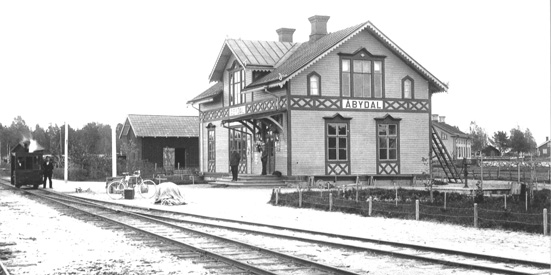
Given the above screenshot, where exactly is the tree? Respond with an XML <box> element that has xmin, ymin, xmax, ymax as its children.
<box><xmin>46</xmin><ymin>124</ymin><xmax>62</xmax><ymax>158</ymax></box>
<box><xmin>32</xmin><ymin>124</ymin><xmax>48</xmax><ymax>152</ymax></box>
<box><xmin>490</xmin><ymin>131</ymin><xmax>509</xmax><ymax>155</ymax></box>
<box><xmin>524</xmin><ymin>128</ymin><xmax>537</xmax><ymax>155</ymax></box>
<box><xmin>469</xmin><ymin>121</ymin><xmax>488</xmax><ymax>153</ymax></box>
<box><xmin>509</xmin><ymin>127</ymin><xmax>529</xmax><ymax>156</ymax></box>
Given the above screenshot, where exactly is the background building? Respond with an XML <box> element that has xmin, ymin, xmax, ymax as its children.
<box><xmin>119</xmin><ymin>114</ymin><xmax>199</xmax><ymax>171</ymax></box>
<box><xmin>432</xmin><ymin>115</ymin><xmax>472</xmax><ymax>160</ymax></box>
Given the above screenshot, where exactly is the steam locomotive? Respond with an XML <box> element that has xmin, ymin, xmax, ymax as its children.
<box><xmin>10</xmin><ymin>140</ymin><xmax>44</xmax><ymax>189</ymax></box>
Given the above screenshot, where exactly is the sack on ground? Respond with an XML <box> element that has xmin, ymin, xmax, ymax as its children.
<box><xmin>153</xmin><ymin>182</ymin><xmax>186</xmax><ymax>206</ymax></box>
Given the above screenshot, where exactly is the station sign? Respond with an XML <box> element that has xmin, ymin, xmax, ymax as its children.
<box><xmin>229</xmin><ymin>106</ymin><xmax>246</xmax><ymax>117</ymax></box>
<box><xmin>342</xmin><ymin>99</ymin><xmax>383</xmax><ymax>110</ymax></box>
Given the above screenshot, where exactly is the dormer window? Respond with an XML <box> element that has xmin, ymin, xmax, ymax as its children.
<box><xmin>340</xmin><ymin>49</ymin><xmax>385</xmax><ymax>98</ymax></box>
<box><xmin>307</xmin><ymin>72</ymin><xmax>321</xmax><ymax>96</ymax></box>
<box><xmin>229</xmin><ymin>61</ymin><xmax>245</xmax><ymax>106</ymax></box>
<box><xmin>402</xmin><ymin>76</ymin><xmax>414</xmax><ymax>99</ymax></box>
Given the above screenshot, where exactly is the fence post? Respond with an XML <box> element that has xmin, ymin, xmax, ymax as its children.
<box><xmin>395</xmin><ymin>185</ymin><xmax>398</xmax><ymax>207</ymax></box>
<box><xmin>444</xmin><ymin>192</ymin><xmax>447</xmax><ymax>210</ymax></box>
<box><xmin>369</xmin><ymin>196</ymin><xmax>372</xmax><ymax>216</ymax></box>
<box><xmin>544</xmin><ymin>208</ymin><xmax>548</xmax><ymax>235</ymax></box>
<box><xmin>275</xmin><ymin>188</ymin><xmax>279</xmax><ymax>205</ymax></box>
<box><xmin>329</xmin><ymin>193</ymin><xmax>333</xmax><ymax>212</ymax></box>
<box><xmin>299</xmin><ymin>189</ymin><xmax>302</xmax><ymax>208</ymax></box>
<box><xmin>474</xmin><ymin>203</ymin><xmax>478</xmax><ymax>228</ymax></box>
<box><xmin>504</xmin><ymin>194</ymin><xmax>507</xmax><ymax>209</ymax></box>
<box><xmin>356</xmin><ymin>175</ymin><xmax>359</xmax><ymax>202</ymax></box>
<box><xmin>416</xmin><ymin>200</ymin><xmax>419</xmax><ymax>221</ymax></box>
<box><xmin>524</xmin><ymin>192</ymin><xmax>528</xmax><ymax>211</ymax></box>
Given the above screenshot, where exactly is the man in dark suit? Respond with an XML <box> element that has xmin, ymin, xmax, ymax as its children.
<box><xmin>42</xmin><ymin>157</ymin><xmax>54</xmax><ymax>188</ymax></box>
<box><xmin>230</xmin><ymin>151</ymin><xmax>240</xmax><ymax>181</ymax></box>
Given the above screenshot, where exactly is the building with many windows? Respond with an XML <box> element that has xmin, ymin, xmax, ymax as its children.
<box><xmin>187</xmin><ymin>16</ymin><xmax>449</xmax><ymax>183</ymax></box>
<box><xmin>431</xmin><ymin>115</ymin><xmax>472</xmax><ymax>160</ymax></box>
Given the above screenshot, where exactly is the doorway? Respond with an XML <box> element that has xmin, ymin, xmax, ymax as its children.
<box><xmin>258</xmin><ymin>123</ymin><xmax>276</xmax><ymax>175</ymax></box>
<box><xmin>229</xmin><ymin>127</ymin><xmax>248</xmax><ymax>173</ymax></box>
<box><xmin>175</xmin><ymin>148</ymin><xmax>186</xmax><ymax>169</ymax></box>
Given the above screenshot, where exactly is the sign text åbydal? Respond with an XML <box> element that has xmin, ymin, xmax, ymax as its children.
<box><xmin>229</xmin><ymin>106</ymin><xmax>246</xmax><ymax>117</ymax></box>
<box><xmin>342</xmin><ymin>99</ymin><xmax>383</xmax><ymax>110</ymax></box>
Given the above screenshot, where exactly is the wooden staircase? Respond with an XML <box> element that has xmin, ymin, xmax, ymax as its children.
<box><xmin>211</xmin><ymin>174</ymin><xmax>287</xmax><ymax>188</ymax></box>
<box><xmin>431</xmin><ymin>125</ymin><xmax>461</xmax><ymax>183</ymax></box>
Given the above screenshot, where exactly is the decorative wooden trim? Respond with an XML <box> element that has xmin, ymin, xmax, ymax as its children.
<box><xmin>286</xmin><ymin>81</ymin><xmax>292</xmax><ymax>176</ymax></box>
<box><xmin>401</xmin><ymin>75</ymin><xmax>415</xmax><ymax>99</ymax></box>
<box><xmin>307</xmin><ymin>71</ymin><xmax>321</xmax><ymax>96</ymax></box>
<box><xmin>326</xmin><ymin>162</ymin><xmax>350</xmax><ymax>175</ymax></box>
<box><xmin>324</xmin><ymin>114</ymin><xmax>351</xmax><ymax>175</ymax></box>
<box><xmin>207</xmin><ymin>127</ymin><xmax>216</xmax><ymax>173</ymax></box>
<box><xmin>375</xmin><ymin>114</ymin><xmax>401</xmax><ymax>175</ymax></box>
<box><xmin>202</xmin><ymin>97</ymin><xmax>287</xmax><ymax>122</ymax></box>
<box><xmin>289</xmin><ymin>96</ymin><xmax>429</xmax><ymax>112</ymax></box>
<box><xmin>338</xmin><ymin>48</ymin><xmax>386</xmax><ymax>99</ymax></box>
<box><xmin>200</xmin><ymin>96</ymin><xmax>429</xmax><ymax>122</ymax></box>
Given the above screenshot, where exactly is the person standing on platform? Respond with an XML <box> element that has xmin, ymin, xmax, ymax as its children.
<box><xmin>261</xmin><ymin>148</ymin><xmax>268</xmax><ymax>175</ymax></box>
<box><xmin>42</xmin><ymin>156</ymin><xmax>54</xmax><ymax>188</ymax></box>
<box><xmin>230</xmin><ymin>151</ymin><xmax>240</xmax><ymax>182</ymax></box>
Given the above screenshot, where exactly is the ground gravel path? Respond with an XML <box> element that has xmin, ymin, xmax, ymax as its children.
<box><xmin>2</xmin><ymin>177</ymin><xmax>550</xmax><ymax>274</ymax></box>
<box><xmin>0</xmin><ymin>188</ymin><xmax>209</xmax><ymax>275</ymax></box>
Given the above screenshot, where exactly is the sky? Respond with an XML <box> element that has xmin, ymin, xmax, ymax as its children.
<box><xmin>0</xmin><ymin>0</ymin><xmax>550</xmax><ymax>144</ymax></box>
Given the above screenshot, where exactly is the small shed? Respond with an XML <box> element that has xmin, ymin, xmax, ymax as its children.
<box><xmin>119</xmin><ymin>114</ymin><xmax>199</xmax><ymax>170</ymax></box>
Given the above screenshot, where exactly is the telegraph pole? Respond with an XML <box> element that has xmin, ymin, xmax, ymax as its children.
<box><xmin>64</xmin><ymin>122</ymin><xmax>68</xmax><ymax>183</ymax></box>
<box><xmin>111</xmin><ymin>123</ymin><xmax>116</xmax><ymax>177</ymax></box>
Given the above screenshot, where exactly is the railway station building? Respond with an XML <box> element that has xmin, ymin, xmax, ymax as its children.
<box><xmin>187</xmin><ymin>16</ymin><xmax>448</xmax><ymax>183</ymax></box>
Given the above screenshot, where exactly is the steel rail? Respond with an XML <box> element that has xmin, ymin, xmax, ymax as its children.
<box><xmin>29</xmin><ymin>192</ymin><xmax>279</xmax><ymax>275</ymax></box>
<box><xmin>0</xmin><ymin>260</ymin><xmax>11</xmax><ymax>275</ymax></box>
<box><xmin>2</xmin><ymin>180</ymin><xmax>548</xmax><ymax>275</ymax></box>
<box><xmin>134</xmin><ymin>211</ymin><xmax>549</xmax><ymax>275</ymax></box>
<box><xmin>35</xmin><ymin>191</ymin><xmax>361</xmax><ymax>275</ymax></box>
<box><xmin>41</xmin><ymin>191</ymin><xmax>549</xmax><ymax>275</ymax></box>
<box><xmin>68</xmin><ymin>193</ymin><xmax>550</xmax><ymax>270</ymax></box>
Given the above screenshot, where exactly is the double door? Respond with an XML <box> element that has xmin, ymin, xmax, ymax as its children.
<box><xmin>229</xmin><ymin>127</ymin><xmax>248</xmax><ymax>173</ymax></box>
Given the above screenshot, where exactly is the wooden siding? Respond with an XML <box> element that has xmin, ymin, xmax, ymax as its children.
<box><xmin>290</xmin><ymin>29</ymin><xmax>429</xmax><ymax>100</ymax></box>
<box><xmin>291</xmin><ymin>110</ymin><xmax>428</xmax><ymax>175</ymax></box>
<box><xmin>141</xmin><ymin>137</ymin><xmax>199</xmax><ymax>169</ymax></box>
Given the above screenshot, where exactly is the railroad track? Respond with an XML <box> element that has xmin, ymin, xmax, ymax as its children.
<box><xmin>1</xmin><ymin>180</ymin><xmax>549</xmax><ymax>274</ymax></box>
<box><xmin>15</xmin><ymin>187</ymin><xmax>363</xmax><ymax>275</ymax></box>
<box><xmin>50</xmin><ymin>191</ymin><xmax>551</xmax><ymax>275</ymax></box>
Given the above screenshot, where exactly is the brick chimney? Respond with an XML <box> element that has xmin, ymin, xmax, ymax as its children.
<box><xmin>439</xmin><ymin>116</ymin><xmax>446</xmax><ymax>123</ymax></box>
<box><xmin>276</xmin><ymin>28</ymin><xmax>296</xmax><ymax>43</ymax></box>
<box><xmin>431</xmin><ymin>114</ymin><xmax>439</xmax><ymax>122</ymax></box>
<box><xmin>308</xmin><ymin>15</ymin><xmax>330</xmax><ymax>42</ymax></box>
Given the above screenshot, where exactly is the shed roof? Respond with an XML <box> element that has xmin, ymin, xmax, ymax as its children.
<box><xmin>537</xmin><ymin>139</ymin><xmax>550</xmax><ymax>149</ymax></box>
<box><xmin>187</xmin><ymin>82</ymin><xmax>223</xmax><ymax>104</ymax></box>
<box><xmin>433</xmin><ymin>121</ymin><xmax>469</xmax><ymax>138</ymax></box>
<box><xmin>121</xmin><ymin>114</ymin><xmax>199</xmax><ymax>138</ymax></box>
<box><xmin>209</xmin><ymin>39</ymin><xmax>296</xmax><ymax>82</ymax></box>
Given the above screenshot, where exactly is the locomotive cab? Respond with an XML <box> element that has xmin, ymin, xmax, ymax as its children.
<box><xmin>10</xmin><ymin>141</ymin><xmax>44</xmax><ymax>189</ymax></box>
